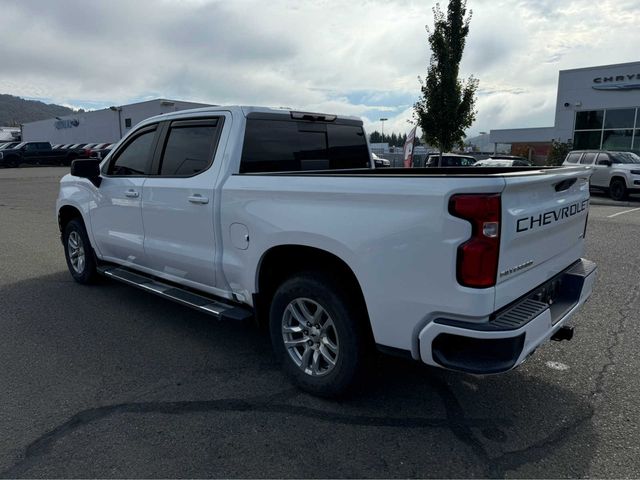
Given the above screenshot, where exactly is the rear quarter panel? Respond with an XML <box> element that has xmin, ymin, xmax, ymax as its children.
<box><xmin>220</xmin><ymin>174</ymin><xmax>506</xmax><ymax>353</ymax></box>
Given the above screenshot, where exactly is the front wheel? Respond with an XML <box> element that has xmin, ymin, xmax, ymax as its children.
<box><xmin>269</xmin><ymin>273</ymin><xmax>369</xmax><ymax>397</ymax></box>
<box><xmin>609</xmin><ymin>178</ymin><xmax>628</xmax><ymax>201</ymax></box>
<box><xmin>63</xmin><ymin>218</ymin><xmax>98</xmax><ymax>284</ymax></box>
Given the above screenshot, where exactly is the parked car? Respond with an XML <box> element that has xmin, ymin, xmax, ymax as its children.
<box><xmin>0</xmin><ymin>141</ymin><xmax>78</xmax><ymax>167</ymax></box>
<box><xmin>371</xmin><ymin>152</ymin><xmax>390</xmax><ymax>167</ymax></box>
<box><xmin>485</xmin><ymin>155</ymin><xmax>529</xmax><ymax>162</ymax></box>
<box><xmin>563</xmin><ymin>150</ymin><xmax>640</xmax><ymax>201</ymax></box>
<box><xmin>424</xmin><ymin>153</ymin><xmax>477</xmax><ymax>167</ymax></box>
<box><xmin>57</xmin><ymin>106</ymin><xmax>596</xmax><ymax>397</ymax></box>
<box><xmin>475</xmin><ymin>158</ymin><xmax>532</xmax><ymax>167</ymax></box>
<box><xmin>0</xmin><ymin>142</ymin><xmax>20</xmax><ymax>150</ymax></box>
<box><xmin>63</xmin><ymin>144</ymin><xmax>90</xmax><ymax>160</ymax></box>
<box><xmin>90</xmin><ymin>143</ymin><xmax>114</xmax><ymax>160</ymax></box>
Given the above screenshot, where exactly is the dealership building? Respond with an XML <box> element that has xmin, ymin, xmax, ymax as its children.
<box><xmin>21</xmin><ymin>98</ymin><xmax>211</xmax><ymax>145</ymax></box>
<box><xmin>490</xmin><ymin>61</ymin><xmax>640</xmax><ymax>158</ymax></box>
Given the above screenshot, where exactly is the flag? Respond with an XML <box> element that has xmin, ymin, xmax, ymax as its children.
<box><xmin>403</xmin><ymin>126</ymin><xmax>417</xmax><ymax>168</ymax></box>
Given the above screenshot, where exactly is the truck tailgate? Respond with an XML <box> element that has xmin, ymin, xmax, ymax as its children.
<box><xmin>495</xmin><ymin>166</ymin><xmax>592</xmax><ymax>309</ymax></box>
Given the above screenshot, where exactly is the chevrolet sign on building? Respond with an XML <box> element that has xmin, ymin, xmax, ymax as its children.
<box><xmin>490</xmin><ymin>61</ymin><xmax>640</xmax><ymax>157</ymax></box>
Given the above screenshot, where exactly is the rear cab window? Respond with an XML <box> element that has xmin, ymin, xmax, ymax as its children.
<box><xmin>240</xmin><ymin>113</ymin><xmax>370</xmax><ymax>173</ymax></box>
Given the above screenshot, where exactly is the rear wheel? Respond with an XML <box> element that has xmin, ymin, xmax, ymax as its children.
<box><xmin>63</xmin><ymin>218</ymin><xmax>98</xmax><ymax>284</ymax></box>
<box><xmin>269</xmin><ymin>272</ymin><xmax>369</xmax><ymax>397</ymax></box>
<box><xmin>609</xmin><ymin>178</ymin><xmax>628</xmax><ymax>201</ymax></box>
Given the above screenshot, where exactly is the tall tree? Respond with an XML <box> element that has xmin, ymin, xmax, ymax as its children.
<box><xmin>413</xmin><ymin>0</ymin><xmax>478</xmax><ymax>158</ymax></box>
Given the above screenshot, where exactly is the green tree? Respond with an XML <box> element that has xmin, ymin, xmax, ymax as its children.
<box><xmin>413</xmin><ymin>0</ymin><xmax>479</xmax><ymax>161</ymax></box>
<box><xmin>547</xmin><ymin>139</ymin><xmax>573</xmax><ymax>166</ymax></box>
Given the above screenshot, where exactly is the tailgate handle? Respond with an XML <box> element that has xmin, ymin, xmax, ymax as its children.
<box><xmin>554</xmin><ymin>178</ymin><xmax>577</xmax><ymax>192</ymax></box>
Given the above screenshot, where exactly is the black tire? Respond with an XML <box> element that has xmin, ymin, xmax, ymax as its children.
<box><xmin>6</xmin><ymin>156</ymin><xmax>19</xmax><ymax>168</ymax></box>
<box><xmin>269</xmin><ymin>272</ymin><xmax>370</xmax><ymax>397</ymax></box>
<box><xmin>63</xmin><ymin>218</ymin><xmax>98</xmax><ymax>284</ymax></box>
<box><xmin>609</xmin><ymin>178</ymin><xmax>628</xmax><ymax>201</ymax></box>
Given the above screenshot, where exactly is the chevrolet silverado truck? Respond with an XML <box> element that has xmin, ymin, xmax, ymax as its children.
<box><xmin>0</xmin><ymin>141</ymin><xmax>78</xmax><ymax>167</ymax></box>
<box><xmin>56</xmin><ymin>106</ymin><xmax>597</xmax><ymax>396</ymax></box>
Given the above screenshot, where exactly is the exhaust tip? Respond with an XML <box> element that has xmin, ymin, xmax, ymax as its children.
<box><xmin>551</xmin><ymin>325</ymin><xmax>574</xmax><ymax>342</ymax></box>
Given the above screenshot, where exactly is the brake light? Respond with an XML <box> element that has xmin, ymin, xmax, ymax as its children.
<box><xmin>449</xmin><ymin>194</ymin><xmax>501</xmax><ymax>288</ymax></box>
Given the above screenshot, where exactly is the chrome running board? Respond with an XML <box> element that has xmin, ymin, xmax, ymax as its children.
<box><xmin>97</xmin><ymin>266</ymin><xmax>252</xmax><ymax>321</ymax></box>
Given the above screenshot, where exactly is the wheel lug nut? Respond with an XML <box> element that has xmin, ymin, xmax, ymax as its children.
<box><xmin>307</xmin><ymin>340</ymin><xmax>313</xmax><ymax>346</ymax></box>
<box><xmin>303</xmin><ymin>330</ymin><xmax>308</xmax><ymax>335</ymax></box>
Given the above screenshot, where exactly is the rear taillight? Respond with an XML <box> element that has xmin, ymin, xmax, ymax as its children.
<box><xmin>449</xmin><ymin>194</ymin><xmax>501</xmax><ymax>288</ymax></box>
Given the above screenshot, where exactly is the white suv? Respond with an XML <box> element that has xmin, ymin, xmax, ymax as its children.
<box><xmin>563</xmin><ymin>150</ymin><xmax>640</xmax><ymax>201</ymax></box>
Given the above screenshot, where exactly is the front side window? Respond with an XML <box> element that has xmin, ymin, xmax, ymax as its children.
<box><xmin>108</xmin><ymin>127</ymin><xmax>156</xmax><ymax>176</ymax></box>
<box><xmin>596</xmin><ymin>153</ymin><xmax>611</xmax><ymax>165</ymax></box>
<box><xmin>159</xmin><ymin>121</ymin><xmax>219</xmax><ymax>176</ymax></box>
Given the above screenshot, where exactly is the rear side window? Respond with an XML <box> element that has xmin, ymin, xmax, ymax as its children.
<box><xmin>580</xmin><ymin>152</ymin><xmax>596</xmax><ymax>165</ymax></box>
<box><xmin>159</xmin><ymin>119</ymin><xmax>221</xmax><ymax>176</ymax></box>
<box><xmin>240</xmin><ymin>119</ymin><xmax>369</xmax><ymax>173</ymax></box>
<box><xmin>565</xmin><ymin>152</ymin><xmax>582</xmax><ymax>163</ymax></box>
<box><xmin>107</xmin><ymin>126</ymin><xmax>157</xmax><ymax>176</ymax></box>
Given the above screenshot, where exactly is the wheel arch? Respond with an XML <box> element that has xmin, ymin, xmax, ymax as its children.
<box><xmin>254</xmin><ymin>244</ymin><xmax>371</xmax><ymax>333</ymax></box>
<box><xmin>57</xmin><ymin>204</ymin><xmax>84</xmax><ymax>233</ymax></box>
<box><xmin>610</xmin><ymin>175</ymin><xmax>628</xmax><ymax>187</ymax></box>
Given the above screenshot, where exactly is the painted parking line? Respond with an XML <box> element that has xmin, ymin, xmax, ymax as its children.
<box><xmin>607</xmin><ymin>207</ymin><xmax>640</xmax><ymax>218</ymax></box>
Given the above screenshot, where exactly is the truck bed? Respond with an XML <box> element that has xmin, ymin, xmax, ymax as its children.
<box><xmin>242</xmin><ymin>166</ymin><xmax>573</xmax><ymax>176</ymax></box>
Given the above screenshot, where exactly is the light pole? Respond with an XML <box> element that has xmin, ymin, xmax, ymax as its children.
<box><xmin>380</xmin><ymin>118</ymin><xmax>388</xmax><ymax>144</ymax></box>
<box><xmin>109</xmin><ymin>106</ymin><xmax>123</xmax><ymax>139</ymax></box>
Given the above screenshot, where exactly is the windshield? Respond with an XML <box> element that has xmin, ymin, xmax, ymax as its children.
<box><xmin>612</xmin><ymin>152</ymin><xmax>640</xmax><ymax>164</ymax></box>
<box><xmin>13</xmin><ymin>142</ymin><xmax>26</xmax><ymax>149</ymax></box>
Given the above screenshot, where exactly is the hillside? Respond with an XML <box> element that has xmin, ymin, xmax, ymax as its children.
<box><xmin>0</xmin><ymin>94</ymin><xmax>80</xmax><ymax>126</ymax></box>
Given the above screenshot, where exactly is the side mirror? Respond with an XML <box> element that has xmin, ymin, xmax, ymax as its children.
<box><xmin>602</xmin><ymin>159</ymin><xmax>612</xmax><ymax>167</ymax></box>
<box><xmin>71</xmin><ymin>159</ymin><xmax>101</xmax><ymax>187</ymax></box>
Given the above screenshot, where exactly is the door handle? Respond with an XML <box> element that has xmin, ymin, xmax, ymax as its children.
<box><xmin>188</xmin><ymin>194</ymin><xmax>209</xmax><ymax>204</ymax></box>
<box><xmin>125</xmin><ymin>190</ymin><xmax>139</xmax><ymax>198</ymax></box>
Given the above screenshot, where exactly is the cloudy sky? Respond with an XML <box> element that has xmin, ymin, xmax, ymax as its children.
<box><xmin>1</xmin><ymin>0</ymin><xmax>639</xmax><ymax>137</ymax></box>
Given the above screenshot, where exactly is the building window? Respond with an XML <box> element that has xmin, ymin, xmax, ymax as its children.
<box><xmin>604</xmin><ymin>109</ymin><xmax>635</xmax><ymax>129</ymax></box>
<box><xmin>575</xmin><ymin>110</ymin><xmax>603</xmax><ymax>130</ymax></box>
<box><xmin>125</xmin><ymin>118</ymin><xmax>132</xmax><ymax>128</ymax></box>
<box><xmin>573</xmin><ymin>131</ymin><xmax>602</xmax><ymax>150</ymax></box>
<box><xmin>635</xmin><ymin>130</ymin><xmax>640</xmax><ymax>150</ymax></box>
<box><xmin>602</xmin><ymin>129</ymin><xmax>633</xmax><ymax>150</ymax></box>
<box><xmin>574</xmin><ymin>108</ymin><xmax>639</xmax><ymax>151</ymax></box>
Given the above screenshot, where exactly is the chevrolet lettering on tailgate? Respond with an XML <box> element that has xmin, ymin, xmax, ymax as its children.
<box><xmin>516</xmin><ymin>199</ymin><xmax>589</xmax><ymax>233</ymax></box>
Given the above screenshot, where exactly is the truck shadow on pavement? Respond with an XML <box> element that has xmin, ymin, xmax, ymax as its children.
<box><xmin>0</xmin><ymin>272</ymin><xmax>597</xmax><ymax>478</ymax></box>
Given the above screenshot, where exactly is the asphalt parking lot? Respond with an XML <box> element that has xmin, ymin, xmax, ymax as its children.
<box><xmin>1</xmin><ymin>167</ymin><xmax>639</xmax><ymax>478</ymax></box>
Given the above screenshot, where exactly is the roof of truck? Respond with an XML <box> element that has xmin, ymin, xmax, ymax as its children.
<box><xmin>142</xmin><ymin>105</ymin><xmax>362</xmax><ymax>125</ymax></box>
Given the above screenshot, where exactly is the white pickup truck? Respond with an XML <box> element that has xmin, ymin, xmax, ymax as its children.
<box><xmin>57</xmin><ymin>106</ymin><xmax>596</xmax><ymax>396</ymax></box>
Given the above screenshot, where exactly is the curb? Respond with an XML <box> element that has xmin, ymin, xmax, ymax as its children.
<box><xmin>589</xmin><ymin>197</ymin><xmax>640</xmax><ymax>207</ymax></box>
